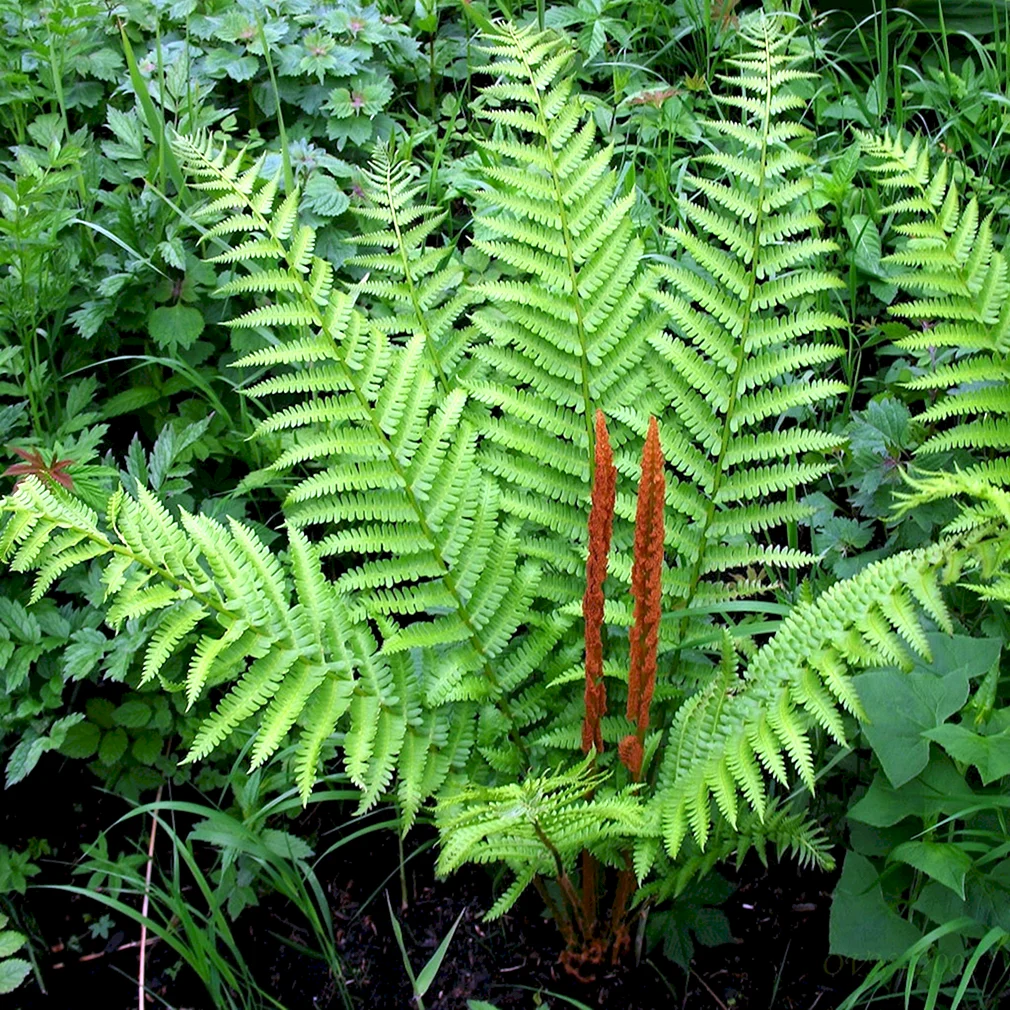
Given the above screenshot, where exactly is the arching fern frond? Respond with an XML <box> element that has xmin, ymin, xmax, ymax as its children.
<box><xmin>0</xmin><ymin>477</ymin><xmax>357</xmax><ymax>802</ymax></box>
<box><xmin>653</xmin><ymin>541</ymin><xmax>955</xmax><ymax>858</ymax></box>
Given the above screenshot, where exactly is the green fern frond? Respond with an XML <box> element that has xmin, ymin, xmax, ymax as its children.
<box><xmin>435</xmin><ymin>758</ymin><xmax>645</xmax><ymax>917</ymax></box>
<box><xmin>856</xmin><ymin>131</ymin><xmax>1010</xmax><ymax>460</ymax></box>
<box><xmin>650</xmin><ymin>15</ymin><xmax>846</xmax><ymax>605</ymax></box>
<box><xmin>0</xmin><ymin>477</ymin><xmax>357</xmax><ymax>801</ymax></box>
<box><xmin>466</xmin><ymin>21</ymin><xmax>659</xmax><ymax>558</ymax></box>
<box><xmin>346</xmin><ymin>145</ymin><xmax>471</xmax><ymax>386</ymax></box>
<box><xmin>653</xmin><ymin>542</ymin><xmax>954</xmax><ymax>858</ymax></box>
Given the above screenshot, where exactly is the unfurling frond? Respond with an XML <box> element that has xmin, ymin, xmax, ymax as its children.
<box><xmin>435</xmin><ymin>758</ymin><xmax>646</xmax><ymax>918</ymax></box>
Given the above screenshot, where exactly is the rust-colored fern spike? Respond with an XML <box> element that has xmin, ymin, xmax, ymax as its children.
<box><xmin>621</xmin><ymin>416</ymin><xmax>665</xmax><ymax>780</ymax></box>
<box><xmin>582</xmin><ymin>410</ymin><xmax>616</xmax><ymax>755</ymax></box>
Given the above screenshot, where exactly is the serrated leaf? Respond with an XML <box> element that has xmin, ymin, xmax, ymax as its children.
<box><xmin>302</xmin><ymin>174</ymin><xmax>350</xmax><ymax>218</ymax></box>
<box><xmin>113</xmin><ymin>700</ymin><xmax>151</xmax><ymax>728</ymax></box>
<box><xmin>148</xmin><ymin>304</ymin><xmax>205</xmax><ymax>351</ymax></box>
<box><xmin>0</xmin><ymin>957</ymin><xmax>30</xmax><ymax>995</ymax></box>
<box><xmin>99</xmin><ymin>728</ymin><xmax>129</xmax><ymax>765</ymax></box>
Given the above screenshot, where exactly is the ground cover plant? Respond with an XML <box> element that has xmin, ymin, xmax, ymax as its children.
<box><xmin>4</xmin><ymin>1</ymin><xmax>1010</xmax><ymax>1008</ymax></box>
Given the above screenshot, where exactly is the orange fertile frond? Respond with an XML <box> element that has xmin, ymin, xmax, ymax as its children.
<box><xmin>582</xmin><ymin>411</ymin><xmax>616</xmax><ymax>754</ymax></box>
<box><xmin>624</xmin><ymin>418</ymin><xmax>665</xmax><ymax>775</ymax></box>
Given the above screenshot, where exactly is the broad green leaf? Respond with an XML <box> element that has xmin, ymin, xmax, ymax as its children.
<box><xmin>924</xmin><ymin>723</ymin><xmax>1010</xmax><ymax>786</ymax></box>
<box><xmin>112</xmin><ymin>699</ymin><xmax>151</xmax><ymax>729</ymax></box>
<box><xmin>845</xmin><ymin>213</ymin><xmax>885</xmax><ymax>277</ymax></box>
<box><xmin>148</xmin><ymin>304</ymin><xmax>205</xmax><ymax>351</ymax></box>
<box><xmin>856</xmin><ymin>666</ymin><xmax>969</xmax><ymax>787</ymax></box>
<box><xmin>261</xmin><ymin>830</ymin><xmax>314</xmax><ymax>862</ymax></box>
<box><xmin>853</xmin><ymin>633</ymin><xmax>997</xmax><ymax>788</ymax></box>
<box><xmin>0</xmin><ymin>957</ymin><xmax>30</xmax><ymax>995</ymax></box>
<box><xmin>0</xmin><ymin>929</ymin><xmax>26</xmax><ymax>958</ymax></box>
<box><xmin>58</xmin><ymin>721</ymin><xmax>102</xmax><ymax>759</ymax></box>
<box><xmin>848</xmin><ymin>756</ymin><xmax>977</xmax><ymax>828</ymax></box>
<box><xmin>98</xmin><ymin>728</ymin><xmax>128</xmax><ymax>765</ymax></box>
<box><xmin>302</xmin><ymin>174</ymin><xmax>350</xmax><ymax>218</ymax></box>
<box><xmin>889</xmin><ymin>840</ymin><xmax>972</xmax><ymax>899</ymax></box>
<box><xmin>131</xmin><ymin>731</ymin><xmax>163</xmax><ymax>765</ymax></box>
<box><xmin>829</xmin><ymin>851</ymin><xmax>922</xmax><ymax>960</ymax></box>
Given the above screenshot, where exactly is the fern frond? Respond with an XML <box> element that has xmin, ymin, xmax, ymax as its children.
<box><xmin>649</xmin><ymin>15</ymin><xmax>846</xmax><ymax>608</ymax></box>
<box><xmin>857</xmin><ymin>131</ymin><xmax>1010</xmax><ymax>460</ymax></box>
<box><xmin>347</xmin><ymin>145</ymin><xmax>470</xmax><ymax>386</ymax></box>
<box><xmin>0</xmin><ymin>478</ymin><xmax>358</xmax><ymax>799</ymax></box>
<box><xmin>467</xmin><ymin>21</ymin><xmax>659</xmax><ymax>563</ymax></box>
<box><xmin>653</xmin><ymin>542</ymin><xmax>953</xmax><ymax>857</ymax></box>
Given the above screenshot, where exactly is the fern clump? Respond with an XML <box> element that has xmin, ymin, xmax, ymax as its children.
<box><xmin>5</xmin><ymin>12</ymin><xmax>1004</xmax><ymax>976</ymax></box>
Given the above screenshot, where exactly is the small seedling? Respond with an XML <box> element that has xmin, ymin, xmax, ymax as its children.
<box><xmin>387</xmin><ymin>892</ymin><xmax>466</xmax><ymax>1010</ymax></box>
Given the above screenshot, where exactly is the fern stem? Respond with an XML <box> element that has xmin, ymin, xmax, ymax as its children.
<box><xmin>532</xmin><ymin>874</ymin><xmax>576</xmax><ymax>948</ymax></box>
<box><xmin>532</xmin><ymin>819</ymin><xmax>589</xmax><ymax>939</ymax></box>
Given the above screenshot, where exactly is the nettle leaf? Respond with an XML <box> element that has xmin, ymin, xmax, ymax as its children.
<box><xmin>0</xmin><ymin>957</ymin><xmax>31</xmax><ymax>996</ymax></box>
<box><xmin>202</xmin><ymin>48</ymin><xmax>260</xmax><ymax>82</ymax></box>
<box><xmin>99</xmin><ymin>727</ymin><xmax>129</xmax><ymax>766</ymax></box>
<box><xmin>112</xmin><ymin>699</ymin><xmax>151</xmax><ymax>729</ymax></box>
<box><xmin>302</xmin><ymin>174</ymin><xmax>350</xmax><ymax>218</ymax></box>
<box><xmin>148</xmin><ymin>305</ymin><xmax>205</xmax><ymax>351</ymax></box>
<box><xmin>82</xmin><ymin>47</ymin><xmax>125</xmax><ymax>82</ymax></box>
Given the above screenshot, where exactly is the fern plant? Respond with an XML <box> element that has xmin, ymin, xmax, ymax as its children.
<box><xmin>3</xmin><ymin>12</ymin><xmax>1000</xmax><ymax>974</ymax></box>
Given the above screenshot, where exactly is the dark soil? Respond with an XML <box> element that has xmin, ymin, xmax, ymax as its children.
<box><xmin>4</xmin><ymin>757</ymin><xmax>854</xmax><ymax>1009</ymax></box>
<box><xmin>245</xmin><ymin>825</ymin><xmax>852</xmax><ymax>1010</ymax></box>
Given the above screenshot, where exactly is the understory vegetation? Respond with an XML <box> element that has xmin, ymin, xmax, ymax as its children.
<box><xmin>3</xmin><ymin>1</ymin><xmax>1010</xmax><ymax>1007</ymax></box>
